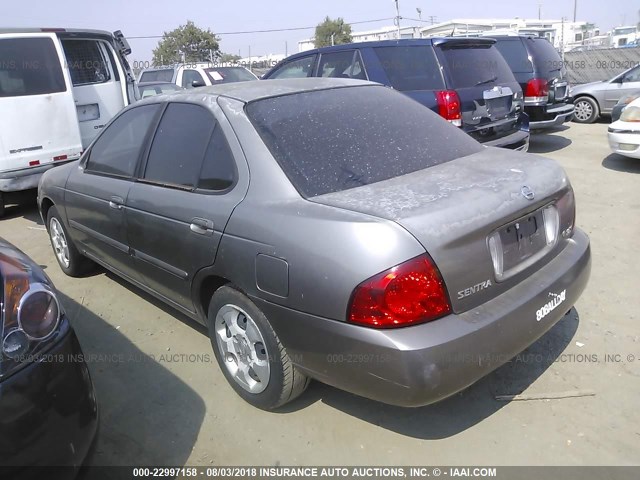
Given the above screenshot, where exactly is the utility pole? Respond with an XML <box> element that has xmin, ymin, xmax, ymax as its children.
<box><xmin>331</xmin><ymin>33</ymin><xmax>335</xmax><ymax>46</ymax></box>
<box><xmin>428</xmin><ymin>15</ymin><xmax>437</xmax><ymax>25</ymax></box>
<box><xmin>285</xmin><ymin>41</ymin><xmax>288</xmax><ymax>57</ymax></box>
<box><xmin>394</xmin><ymin>0</ymin><xmax>401</xmax><ymax>38</ymax></box>
<box><xmin>538</xmin><ymin>3</ymin><xmax>542</xmax><ymax>20</ymax></box>
<box><xmin>573</xmin><ymin>0</ymin><xmax>577</xmax><ymax>23</ymax></box>
<box><xmin>416</xmin><ymin>8</ymin><xmax>422</xmax><ymax>21</ymax></box>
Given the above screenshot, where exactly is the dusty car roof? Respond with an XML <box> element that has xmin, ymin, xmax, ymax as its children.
<box><xmin>169</xmin><ymin>78</ymin><xmax>377</xmax><ymax>103</ymax></box>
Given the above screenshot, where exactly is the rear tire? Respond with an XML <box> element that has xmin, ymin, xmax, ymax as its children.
<box><xmin>207</xmin><ymin>285</ymin><xmax>309</xmax><ymax>410</ymax></box>
<box><xmin>573</xmin><ymin>97</ymin><xmax>599</xmax><ymax>124</ymax></box>
<box><xmin>46</xmin><ymin>206</ymin><xmax>95</xmax><ymax>277</ymax></box>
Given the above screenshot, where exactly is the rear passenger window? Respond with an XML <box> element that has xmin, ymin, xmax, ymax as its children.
<box><xmin>319</xmin><ymin>51</ymin><xmax>366</xmax><ymax>79</ymax></box>
<box><xmin>374</xmin><ymin>46</ymin><xmax>445</xmax><ymax>91</ymax></box>
<box><xmin>62</xmin><ymin>40</ymin><xmax>111</xmax><ymax>85</ymax></box>
<box><xmin>144</xmin><ymin>103</ymin><xmax>215</xmax><ymax>187</ymax></box>
<box><xmin>198</xmin><ymin>127</ymin><xmax>236</xmax><ymax>191</ymax></box>
<box><xmin>269</xmin><ymin>55</ymin><xmax>317</xmax><ymax>79</ymax></box>
<box><xmin>87</xmin><ymin>104</ymin><xmax>160</xmax><ymax>177</ymax></box>
<box><xmin>0</xmin><ymin>37</ymin><xmax>66</xmax><ymax>97</ymax></box>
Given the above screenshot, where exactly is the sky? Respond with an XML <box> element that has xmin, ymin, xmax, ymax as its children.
<box><xmin>2</xmin><ymin>0</ymin><xmax>638</xmax><ymax>62</ymax></box>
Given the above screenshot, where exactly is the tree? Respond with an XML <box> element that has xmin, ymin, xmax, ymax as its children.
<box><xmin>152</xmin><ymin>21</ymin><xmax>220</xmax><ymax>65</ymax></box>
<box><xmin>314</xmin><ymin>17</ymin><xmax>353</xmax><ymax>48</ymax></box>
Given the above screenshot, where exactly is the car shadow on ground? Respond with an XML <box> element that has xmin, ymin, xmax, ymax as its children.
<box><xmin>282</xmin><ymin>309</ymin><xmax>580</xmax><ymax>439</ymax></box>
<box><xmin>529</xmin><ymin>130</ymin><xmax>572</xmax><ymax>154</ymax></box>
<box><xmin>602</xmin><ymin>153</ymin><xmax>640</xmax><ymax>174</ymax></box>
<box><xmin>1</xmin><ymin>192</ymin><xmax>43</xmax><ymax>225</ymax></box>
<box><xmin>55</xmin><ymin>292</ymin><xmax>206</xmax><ymax>478</ymax></box>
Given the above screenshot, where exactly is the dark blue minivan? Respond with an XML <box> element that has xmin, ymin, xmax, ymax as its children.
<box><xmin>263</xmin><ymin>38</ymin><xmax>530</xmax><ymax>151</ymax></box>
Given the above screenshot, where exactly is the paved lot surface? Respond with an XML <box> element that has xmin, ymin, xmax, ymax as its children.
<box><xmin>1</xmin><ymin>121</ymin><xmax>639</xmax><ymax>469</ymax></box>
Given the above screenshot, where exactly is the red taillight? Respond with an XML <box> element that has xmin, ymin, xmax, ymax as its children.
<box><xmin>29</xmin><ymin>160</ymin><xmax>40</xmax><ymax>167</ymax></box>
<box><xmin>525</xmin><ymin>78</ymin><xmax>549</xmax><ymax>103</ymax></box>
<box><xmin>53</xmin><ymin>155</ymin><xmax>67</xmax><ymax>161</ymax></box>
<box><xmin>348</xmin><ymin>254</ymin><xmax>451</xmax><ymax>329</ymax></box>
<box><xmin>435</xmin><ymin>90</ymin><xmax>462</xmax><ymax>127</ymax></box>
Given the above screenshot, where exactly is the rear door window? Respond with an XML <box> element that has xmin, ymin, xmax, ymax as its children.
<box><xmin>62</xmin><ymin>39</ymin><xmax>111</xmax><ymax>85</ymax></box>
<box><xmin>438</xmin><ymin>44</ymin><xmax>516</xmax><ymax>89</ymax></box>
<box><xmin>373</xmin><ymin>46</ymin><xmax>444</xmax><ymax>91</ymax></box>
<box><xmin>0</xmin><ymin>37</ymin><xmax>66</xmax><ymax>97</ymax></box>
<box><xmin>86</xmin><ymin>104</ymin><xmax>160</xmax><ymax>177</ymax></box>
<box><xmin>268</xmin><ymin>55</ymin><xmax>317</xmax><ymax>79</ymax></box>
<box><xmin>198</xmin><ymin>126</ymin><xmax>236</xmax><ymax>191</ymax></box>
<box><xmin>143</xmin><ymin>103</ymin><xmax>215</xmax><ymax>188</ymax></box>
<box><xmin>318</xmin><ymin>51</ymin><xmax>366</xmax><ymax>80</ymax></box>
<box><xmin>493</xmin><ymin>38</ymin><xmax>533</xmax><ymax>73</ymax></box>
<box><xmin>246</xmin><ymin>85</ymin><xmax>481</xmax><ymax>198</ymax></box>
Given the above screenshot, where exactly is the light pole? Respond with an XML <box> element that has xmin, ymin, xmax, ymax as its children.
<box><xmin>394</xmin><ymin>0</ymin><xmax>401</xmax><ymax>39</ymax></box>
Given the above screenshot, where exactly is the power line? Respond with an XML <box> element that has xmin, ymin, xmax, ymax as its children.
<box><xmin>127</xmin><ymin>17</ymin><xmax>395</xmax><ymax>40</ymax></box>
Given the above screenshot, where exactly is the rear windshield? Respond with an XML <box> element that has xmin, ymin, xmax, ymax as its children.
<box><xmin>140</xmin><ymin>69</ymin><xmax>174</xmax><ymax>82</ymax></box>
<box><xmin>246</xmin><ymin>85</ymin><xmax>482</xmax><ymax>198</ymax></box>
<box><xmin>0</xmin><ymin>37</ymin><xmax>66</xmax><ymax>97</ymax></box>
<box><xmin>526</xmin><ymin>38</ymin><xmax>564</xmax><ymax>74</ymax></box>
<box><xmin>493</xmin><ymin>38</ymin><xmax>534</xmax><ymax>73</ymax></box>
<box><xmin>204</xmin><ymin>67</ymin><xmax>256</xmax><ymax>84</ymax></box>
<box><xmin>373</xmin><ymin>46</ymin><xmax>445</xmax><ymax>91</ymax></box>
<box><xmin>438</xmin><ymin>44</ymin><xmax>516</xmax><ymax>89</ymax></box>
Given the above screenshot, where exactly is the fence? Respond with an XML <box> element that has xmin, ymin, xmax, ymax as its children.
<box><xmin>564</xmin><ymin>47</ymin><xmax>640</xmax><ymax>85</ymax></box>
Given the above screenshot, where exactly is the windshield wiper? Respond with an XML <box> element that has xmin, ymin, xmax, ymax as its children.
<box><xmin>475</xmin><ymin>76</ymin><xmax>498</xmax><ymax>86</ymax></box>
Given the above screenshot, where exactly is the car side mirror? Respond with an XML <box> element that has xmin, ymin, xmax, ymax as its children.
<box><xmin>191</xmin><ymin>80</ymin><xmax>206</xmax><ymax>88</ymax></box>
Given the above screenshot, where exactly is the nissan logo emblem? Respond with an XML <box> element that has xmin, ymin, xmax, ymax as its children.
<box><xmin>521</xmin><ymin>186</ymin><xmax>535</xmax><ymax>200</ymax></box>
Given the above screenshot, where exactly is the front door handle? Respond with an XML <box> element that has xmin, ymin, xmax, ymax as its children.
<box><xmin>109</xmin><ymin>196</ymin><xmax>124</xmax><ymax>210</ymax></box>
<box><xmin>190</xmin><ymin>218</ymin><xmax>214</xmax><ymax>236</ymax></box>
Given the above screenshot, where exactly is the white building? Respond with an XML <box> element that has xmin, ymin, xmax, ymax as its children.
<box><xmin>419</xmin><ymin>18</ymin><xmax>600</xmax><ymax>52</ymax></box>
<box><xmin>610</xmin><ymin>26</ymin><xmax>639</xmax><ymax>48</ymax></box>
<box><xmin>298</xmin><ymin>25</ymin><xmax>421</xmax><ymax>52</ymax></box>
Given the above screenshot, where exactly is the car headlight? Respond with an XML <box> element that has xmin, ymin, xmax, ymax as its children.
<box><xmin>620</xmin><ymin>106</ymin><xmax>640</xmax><ymax>122</ymax></box>
<box><xmin>1</xmin><ymin>253</ymin><xmax>65</xmax><ymax>379</ymax></box>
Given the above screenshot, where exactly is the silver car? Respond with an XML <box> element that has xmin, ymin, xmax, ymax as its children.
<box><xmin>37</xmin><ymin>79</ymin><xmax>591</xmax><ymax>410</ymax></box>
<box><xmin>570</xmin><ymin>64</ymin><xmax>640</xmax><ymax>123</ymax></box>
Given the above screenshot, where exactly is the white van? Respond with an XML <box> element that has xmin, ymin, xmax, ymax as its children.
<box><xmin>0</xmin><ymin>28</ymin><xmax>138</xmax><ymax>216</ymax></box>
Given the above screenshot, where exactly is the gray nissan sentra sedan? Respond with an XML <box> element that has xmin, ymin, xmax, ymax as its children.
<box><xmin>37</xmin><ymin>78</ymin><xmax>591</xmax><ymax>410</ymax></box>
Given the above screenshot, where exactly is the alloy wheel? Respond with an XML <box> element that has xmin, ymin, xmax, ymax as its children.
<box><xmin>214</xmin><ymin>304</ymin><xmax>270</xmax><ymax>393</ymax></box>
<box><xmin>49</xmin><ymin>218</ymin><xmax>70</xmax><ymax>268</ymax></box>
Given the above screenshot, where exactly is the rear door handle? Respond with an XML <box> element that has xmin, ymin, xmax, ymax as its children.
<box><xmin>190</xmin><ymin>218</ymin><xmax>214</xmax><ymax>236</ymax></box>
<box><xmin>109</xmin><ymin>196</ymin><xmax>124</xmax><ymax>210</ymax></box>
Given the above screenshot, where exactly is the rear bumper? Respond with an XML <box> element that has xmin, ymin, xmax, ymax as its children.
<box><xmin>0</xmin><ymin>325</ymin><xmax>98</xmax><ymax>476</ymax></box>
<box><xmin>528</xmin><ymin>103</ymin><xmax>575</xmax><ymax>129</ymax></box>
<box><xmin>0</xmin><ymin>160</ymin><xmax>75</xmax><ymax>193</ymax></box>
<box><xmin>481</xmin><ymin>128</ymin><xmax>530</xmax><ymax>152</ymax></box>
<box><xmin>256</xmin><ymin>229</ymin><xmax>591</xmax><ymax>407</ymax></box>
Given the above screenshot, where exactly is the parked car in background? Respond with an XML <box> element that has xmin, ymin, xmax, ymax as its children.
<box><xmin>489</xmin><ymin>35</ymin><xmax>575</xmax><ymax>129</ymax></box>
<box><xmin>608</xmin><ymin>96</ymin><xmax>640</xmax><ymax>158</ymax></box>
<box><xmin>0</xmin><ymin>238</ymin><xmax>97</xmax><ymax>476</ymax></box>
<box><xmin>0</xmin><ymin>28</ymin><xmax>137</xmax><ymax>217</ymax></box>
<box><xmin>138</xmin><ymin>81</ymin><xmax>183</xmax><ymax>98</ymax></box>
<box><xmin>138</xmin><ymin>64</ymin><xmax>258</xmax><ymax>90</ymax></box>
<box><xmin>611</xmin><ymin>90</ymin><xmax>640</xmax><ymax>122</ymax></box>
<box><xmin>263</xmin><ymin>39</ymin><xmax>530</xmax><ymax>151</ymax></box>
<box><xmin>570</xmin><ymin>64</ymin><xmax>640</xmax><ymax>123</ymax></box>
<box><xmin>39</xmin><ymin>79</ymin><xmax>590</xmax><ymax>411</ymax></box>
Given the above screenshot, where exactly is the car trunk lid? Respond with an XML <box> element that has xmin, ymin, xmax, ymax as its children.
<box><xmin>311</xmin><ymin>147</ymin><xmax>572</xmax><ymax>313</ymax></box>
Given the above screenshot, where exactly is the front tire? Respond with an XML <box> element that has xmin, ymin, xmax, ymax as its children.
<box><xmin>573</xmin><ymin>97</ymin><xmax>599</xmax><ymax>123</ymax></box>
<box><xmin>207</xmin><ymin>285</ymin><xmax>309</xmax><ymax>410</ymax></box>
<box><xmin>47</xmin><ymin>206</ymin><xmax>95</xmax><ymax>277</ymax></box>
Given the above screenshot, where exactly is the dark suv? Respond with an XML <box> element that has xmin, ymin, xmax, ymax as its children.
<box><xmin>490</xmin><ymin>35</ymin><xmax>574</xmax><ymax>129</ymax></box>
<box><xmin>263</xmin><ymin>39</ymin><xmax>529</xmax><ymax>151</ymax></box>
